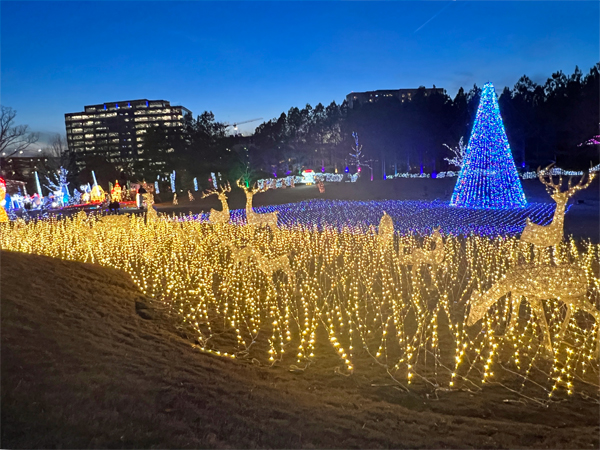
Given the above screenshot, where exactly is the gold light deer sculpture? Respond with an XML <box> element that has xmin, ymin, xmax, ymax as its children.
<box><xmin>399</xmin><ymin>227</ymin><xmax>444</xmax><ymax>276</ymax></box>
<box><xmin>467</xmin><ymin>263</ymin><xmax>598</xmax><ymax>356</ymax></box>
<box><xmin>236</xmin><ymin>179</ymin><xmax>278</xmax><ymax>230</ymax></box>
<box><xmin>377</xmin><ymin>211</ymin><xmax>394</xmax><ymax>250</ymax></box>
<box><xmin>201</xmin><ymin>183</ymin><xmax>231</xmax><ymax>225</ymax></box>
<box><xmin>520</xmin><ymin>164</ymin><xmax>596</xmax><ymax>250</ymax></box>
<box><xmin>225</xmin><ymin>242</ymin><xmax>294</xmax><ymax>287</ymax></box>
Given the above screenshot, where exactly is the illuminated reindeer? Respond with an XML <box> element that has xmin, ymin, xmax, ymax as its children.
<box><xmin>520</xmin><ymin>164</ymin><xmax>596</xmax><ymax>250</ymax></box>
<box><xmin>466</xmin><ymin>263</ymin><xmax>598</xmax><ymax>356</ymax></box>
<box><xmin>201</xmin><ymin>183</ymin><xmax>231</xmax><ymax>224</ymax></box>
<box><xmin>377</xmin><ymin>211</ymin><xmax>394</xmax><ymax>250</ymax></box>
<box><xmin>225</xmin><ymin>242</ymin><xmax>294</xmax><ymax>287</ymax></box>
<box><xmin>399</xmin><ymin>227</ymin><xmax>444</xmax><ymax>276</ymax></box>
<box><xmin>236</xmin><ymin>179</ymin><xmax>278</xmax><ymax>230</ymax></box>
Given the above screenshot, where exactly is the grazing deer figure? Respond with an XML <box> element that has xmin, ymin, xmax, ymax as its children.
<box><xmin>254</xmin><ymin>251</ymin><xmax>295</xmax><ymax>288</ymax></box>
<box><xmin>236</xmin><ymin>179</ymin><xmax>278</xmax><ymax>230</ymax></box>
<box><xmin>377</xmin><ymin>211</ymin><xmax>394</xmax><ymax>250</ymax></box>
<box><xmin>520</xmin><ymin>164</ymin><xmax>596</xmax><ymax>250</ymax></box>
<box><xmin>201</xmin><ymin>183</ymin><xmax>231</xmax><ymax>224</ymax></box>
<box><xmin>467</xmin><ymin>263</ymin><xmax>598</xmax><ymax>356</ymax></box>
<box><xmin>224</xmin><ymin>242</ymin><xmax>256</xmax><ymax>266</ymax></box>
<box><xmin>225</xmin><ymin>242</ymin><xmax>294</xmax><ymax>287</ymax></box>
<box><xmin>400</xmin><ymin>227</ymin><xmax>444</xmax><ymax>276</ymax></box>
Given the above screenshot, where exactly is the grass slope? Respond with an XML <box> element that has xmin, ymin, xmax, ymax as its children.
<box><xmin>2</xmin><ymin>250</ymin><xmax>599</xmax><ymax>449</ymax></box>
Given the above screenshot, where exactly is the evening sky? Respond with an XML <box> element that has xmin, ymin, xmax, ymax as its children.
<box><xmin>1</xmin><ymin>1</ymin><xmax>598</xmax><ymax>144</ymax></box>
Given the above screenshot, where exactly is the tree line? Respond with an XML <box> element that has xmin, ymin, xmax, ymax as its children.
<box><xmin>2</xmin><ymin>64</ymin><xmax>598</xmax><ymax>196</ymax></box>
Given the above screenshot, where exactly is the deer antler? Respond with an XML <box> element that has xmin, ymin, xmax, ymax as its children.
<box><xmin>538</xmin><ymin>164</ymin><xmax>562</xmax><ymax>192</ymax></box>
<box><xmin>200</xmin><ymin>188</ymin><xmax>217</xmax><ymax>199</ymax></box>
<box><xmin>222</xmin><ymin>181</ymin><xmax>231</xmax><ymax>193</ymax></box>
<box><xmin>566</xmin><ymin>171</ymin><xmax>596</xmax><ymax>196</ymax></box>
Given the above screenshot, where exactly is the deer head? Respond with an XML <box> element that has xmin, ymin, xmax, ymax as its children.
<box><xmin>202</xmin><ymin>182</ymin><xmax>232</xmax><ymax>200</ymax></box>
<box><xmin>236</xmin><ymin>178</ymin><xmax>262</xmax><ymax>195</ymax></box>
<box><xmin>538</xmin><ymin>163</ymin><xmax>596</xmax><ymax>206</ymax></box>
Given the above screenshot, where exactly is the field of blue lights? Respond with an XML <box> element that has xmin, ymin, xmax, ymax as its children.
<box><xmin>192</xmin><ymin>199</ymin><xmax>562</xmax><ymax>237</ymax></box>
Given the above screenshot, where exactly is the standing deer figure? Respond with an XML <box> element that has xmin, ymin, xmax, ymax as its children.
<box><xmin>520</xmin><ymin>164</ymin><xmax>596</xmax><ymax>249</ymax></box>
<box><xmin>467</xmin><ymin>263</ymin><xmax>598</xmax><ymax>356</ymax></box>
<box><xmin>201</xmin><ymin>183</ymin><xmax>231</xmax><ymax>224</ymax></box>
<box><xmin>236</xmin><ymin>179</ymin><xmax>278</xmax><ymax>230</ymax></box>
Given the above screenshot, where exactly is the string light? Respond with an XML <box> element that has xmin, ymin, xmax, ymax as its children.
<box><xmin>1</xmin><ymin>190</ymin><xmax>598</xmax><ymax>403</ymax></box>
<box><xmin>451</xmin><ymin>82</ymin><xmax>527</xmax><ymax>209</ymax></box>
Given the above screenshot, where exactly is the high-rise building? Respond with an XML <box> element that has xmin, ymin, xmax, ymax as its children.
<box><xmin>345</xmin><ymin>87</ymin><xmax>444</xmax><ymax>108</ymax></box>
<box><xmin>65</xmin><ymin>99</ymin><xmax>191</xmax><ymax>172</ymax></box>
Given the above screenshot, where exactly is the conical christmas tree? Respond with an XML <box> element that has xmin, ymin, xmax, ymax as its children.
<box><xmin>450</xmin><ymin>82</ymin><xmax>527</xmax><ymax>209</ymax></box>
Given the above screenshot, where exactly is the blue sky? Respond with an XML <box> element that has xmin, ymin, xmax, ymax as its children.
<box><xmin>1</xmin><ymin>1</ymin><xmax>598</xmax><ymax>142</ymax></box>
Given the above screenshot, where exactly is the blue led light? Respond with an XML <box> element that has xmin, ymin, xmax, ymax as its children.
<box><xmin>450</xmin><ymin>83</ymin><xmax>527</xmax><ymax>209</ymax></box>
<box><xmin>182</xmin><ymin>199</ymin><xmax>558</xmax><ymax>238</ymax></box>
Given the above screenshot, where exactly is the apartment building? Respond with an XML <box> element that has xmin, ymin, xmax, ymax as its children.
<box><xmin>65</xmin><ymin>99</ymin><xmax>191</xmax><ymax>171</ymax></box>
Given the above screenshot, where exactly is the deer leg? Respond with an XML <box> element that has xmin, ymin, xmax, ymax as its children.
<box><xmin>557</xmin><ymin>302</ymin><xmax>572</xmax><ymax>342</ymax></box>
<box><xmin>530</xmin><ymin>298</ymin><xmax>553</xmax><ymax>354</ymax></box>
<box><xmin>570</xmin><ymin>301</ymin><xmax>600</xmax><ymax>357</ymax></box>
<box><xmin>504</xmin><ymin>295</ymin><xmax>523</xmax><ymax>336</ymax></box>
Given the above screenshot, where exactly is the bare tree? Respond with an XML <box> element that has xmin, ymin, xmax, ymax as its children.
<box><xmin>0</xmin><ymin>106</ymin><xmax>39</xmax><ymax>158</ymax></box>
<box><xmin>443</xmin><ymin>136</ymin><xmax>467</xmax><ymax>169</ymax></box>
<box><xmin>47</xmin><ymin>133</ymin><xmax>67</xmax><ymax>158</ymax></box>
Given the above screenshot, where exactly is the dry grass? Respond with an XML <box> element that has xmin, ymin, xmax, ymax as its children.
<box><xmin>2</xmin><ymin>250</ymin><xmax>599</xmax><ymax>449</ymax></box>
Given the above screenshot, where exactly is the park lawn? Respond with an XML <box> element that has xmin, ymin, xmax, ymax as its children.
<box><xmin>2</xmin><ymin>250</ymin><xmax>599</xmax><ymax>449</ymax></box>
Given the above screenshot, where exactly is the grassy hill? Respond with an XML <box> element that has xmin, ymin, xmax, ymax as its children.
<box><xmin>2</xmin><ymin>250</ymin><xmax>599</xmax><ymax>448</ymax></box>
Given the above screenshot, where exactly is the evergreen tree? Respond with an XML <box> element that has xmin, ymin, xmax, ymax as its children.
<box><xmin>450</xmin><ymin>83</ymin><xmax>527</xmax><ymax>209</ymax></box>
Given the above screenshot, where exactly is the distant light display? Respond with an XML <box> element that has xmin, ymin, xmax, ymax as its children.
<box><xmin>155</xmin><ymin>181</ymin><xmax>160</xmax><ymax>194</ymax></box>
<box><xmin>170</xmin><ymin>170</ymin><xmax>176</xmax><ymax>192</ymax></box>
<box><xmin>193</xmin><ymin>177</ymin><xmax>198</xmax><ymax>192</ymax></box>
<box><xmin>450</xmin><ymin>82</ymin><xmax>527</xmax><ymax>209</ymax></box>
<box><xmin>0</xmin><ymin>177</ymin><xmax>8</xmax><ymax>222</ymax></box>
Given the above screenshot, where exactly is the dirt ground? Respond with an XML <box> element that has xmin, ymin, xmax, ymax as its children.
<box><xmin>2</xmin><ymin>250</ymin><xmax>599</xmax><ymax>449</ymax></box>
<box><xmin>156</xmin><ymin>178</ymin><xmax>600</xmax><ymax>242</ymax></box>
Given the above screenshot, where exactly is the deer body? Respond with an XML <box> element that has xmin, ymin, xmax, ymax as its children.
<box><xmin>521</xmin><ymin>164</ymin><xmax>595</xmax><ymax>249</ymax></box>
<box><xmin>202</xmin><ymin>183</ymin><xmax>231</xmax><ymax>224</ymax></box>
<box><xmin>237</xmin><ymin>179</ymin><xmax>278</xmax><ymax>230</ymax></box>
<box><xmin>377</xmin><ymin>211</ymin><xmax>394</xmax><ymax>250</ymax></box>
<box><xmin>226</xmin><ymin>243</ymin><xmax>294</xmax><ymax>287</ymax></box>
<box><xmin>467</xmin><ymin>263</ymin><xmax>598</xmax><ymax>355</ymax></box>
<box><xmin>400</xmin><ymin>227</ymin><xmax>444</xmax><ymax>276</ymax></box>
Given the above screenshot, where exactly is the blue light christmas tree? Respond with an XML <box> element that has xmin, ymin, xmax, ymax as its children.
<box><xmin>450</xmin><ymin>82</ymin><xmax>527</xmax><ymax>209</ymax></box>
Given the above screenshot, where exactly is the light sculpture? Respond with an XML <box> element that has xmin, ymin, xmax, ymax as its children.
<box><xmin>170</xmin><ymin>171</ymin><xmax>176</xmax><ymax>193</ymax></box>
<box><xmin>200</xmin><ymin>183</ymin><xmax>231</xmax><ymax>224</ymax></box>
<box><xmin>236</xmin><ymin>179</ymin><xmax>278</xmax><ymax>230</ymax></box>
<box><xmin>467</xmin><ymin>263</ymin><xmax>598</xmax><ymax>356</ymax></box>
<box><xmin>34</xmin><ymin>171</ymin><xmax>43</xmax><ymax>197</ymax></box>
<box><xmin>90</xmin><ymin>184</ymin><xmax>105</xmax><ymax>203</ymax></box>
<box><xmin>450</xmin><ymin>82</ymin><xmax>527</xmax><ymax>209</ymax></box>
<box><xmin>142</xmin><ymin>192</ymin><xmax>157</xmax><ymax>220</ymax></box>
<box><xmin>377</xmin><ymin>211</ymin><xmax>394</xmax><ymax>250</ymax></box>
<box><xmin>521</xmin><ymin>164</ymin><xmax>595</xmax><ymax>250</ymax></box>
<box><xmin>0</xmin><ymin>177</ymin><xmax>8</xmax><ymax>222</ymax></box>
<box><xmin>111</xmin><ymin>181</ymin><xmax>122</xmax><ymax>202</ymax></box>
